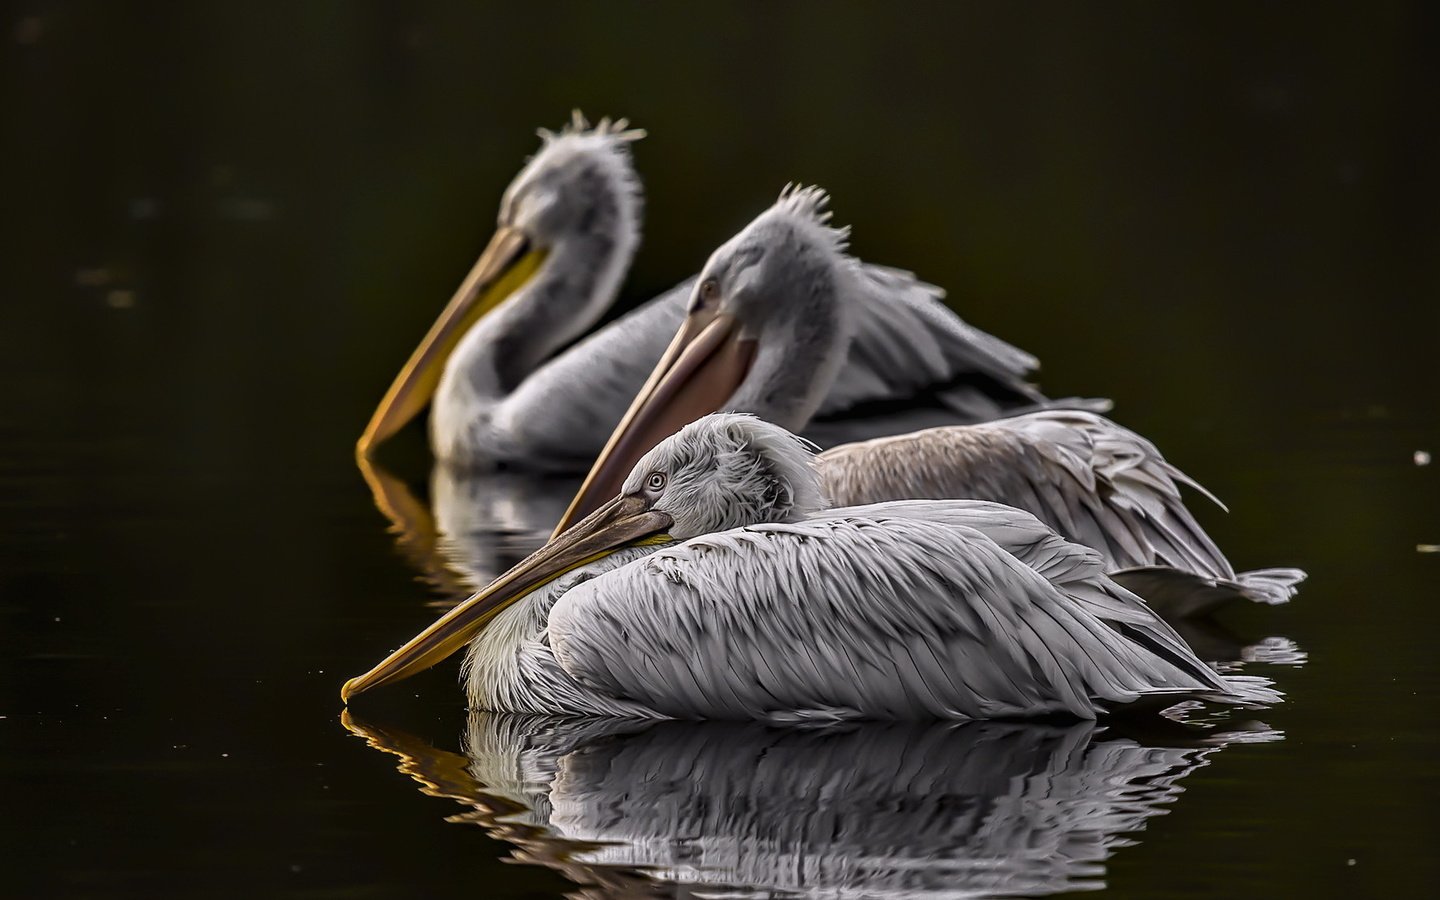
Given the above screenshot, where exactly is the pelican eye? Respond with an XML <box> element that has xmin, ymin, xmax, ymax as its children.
<box><xmin>645</xmin><ymin>471</ymin><xmax>667</xmax><ymax>492</ymax></box>
<box><xmin>697</xmin><ymin>278</ymin><xmax>719</xmax><ymax>306</ymax></box>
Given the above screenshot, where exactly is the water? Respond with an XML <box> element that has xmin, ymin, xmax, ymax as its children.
<box><xmin>4</xmin><ymin>4</ymin><xmax>1439</xmax><ymax>897</ymax></box>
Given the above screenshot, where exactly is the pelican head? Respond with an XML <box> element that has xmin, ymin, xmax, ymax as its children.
<box><xmin>497</xmin><ymin>112</ymin><xmax>644</xmax><ymax>260</ymax></box>
<box><xmin>555</xmin><ymin>185</ymin><xmax>857</xmax><ymax>530</ymax></box>
<box><xmin>342</xmin><ymin>414</ymin><xmax>824</xmax><ymax>701</ymax></box>
<box><xmin>359</xmin><ymin>112</ymin><xmax>646</xmax><ymax>455</ymax></box>
<box><xmin>622</xmin><ymin>413</ymin><xmax>826</xmax><ymax>540</ymax></box>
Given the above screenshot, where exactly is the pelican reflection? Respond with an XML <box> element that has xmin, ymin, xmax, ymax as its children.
<box><xmin>344</xmin><ymin>712</ymin><xmax>1279</xmax><ymax>898</ymax></box>
<box><xmin>357</xmin><ymin>455</ymin><xmax>577</xmax><ymax>604</ymax></box>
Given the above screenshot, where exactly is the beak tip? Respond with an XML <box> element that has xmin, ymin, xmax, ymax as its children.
<box><xmin>340</xmin><ymin>679</ymin><xmax>358</xmax><ymax>704</ymax></box>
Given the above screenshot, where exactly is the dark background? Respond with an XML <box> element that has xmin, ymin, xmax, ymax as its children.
<box><xmin>3</xmin><ymin>3</ymin><xmax>1438</xmax><ymax>897</ymax></box>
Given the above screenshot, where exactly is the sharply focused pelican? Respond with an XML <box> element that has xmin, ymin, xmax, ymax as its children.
<box><xmin>342</xmin><ymin>414</ymin><xmax>1278</xmax><ymax>719</ymax></box>
<box><xmin>550</xmin><ymin>185</ymin><xmax>1304</xmax><ymax>612</ymax></box>
<box><xmin>358</xmin><ymin>114</ymin><xmax>1068</xmax><ymax>469</ymax></box>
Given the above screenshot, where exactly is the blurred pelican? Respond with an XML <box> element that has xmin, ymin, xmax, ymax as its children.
<box><xmin>344</xmin><ymin>709</ymin><xmax>1279</xmax><ymax>897</ymax></box>
<box><xmin>342</xmin><ymin>414</ymin><xmax>1278</xmax><ymax>719</ymax></box>
<box><xmin>358</xmin><ymin>113</ymin><xmax>1065</xmax><ymax>469</ymax></box>
<box><xmin>552</xmin><ymin>187</ymin><xmax>1303</xmax><ymax>614</ymax></box>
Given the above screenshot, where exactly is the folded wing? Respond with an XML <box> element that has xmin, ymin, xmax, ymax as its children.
<box><xmin>546</xmin><ymin>503</ymin><xmax>1271</xmax><ymax>721</ymax></box>
<box><xmin>820</xmin><ymin>264</ymin><xmax>1057</xmax><ymax>421</ymax></box>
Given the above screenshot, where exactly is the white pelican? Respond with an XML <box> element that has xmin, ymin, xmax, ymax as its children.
<box><xmin>551</xmin><ymin>186</ymin><xmax>1304</xmax><ymax>613</ymax></box>
<box><xmin>346</xmin><ymin>711</ymin><xmax>1277</xmax><ymax>898</ymax></box>
<box><xmin>358</xmin><ymin>114</ymin><xmax>1069</xmax><ymax>469</ymax></box>
<box><xmin>342</xmin><ymin>414</ymin><xmax>1278</xmax><ymax>719</ymax></box>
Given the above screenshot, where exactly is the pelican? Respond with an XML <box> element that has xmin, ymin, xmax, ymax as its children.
<box><xmin>551</xmin><ymin>186</ymin><xmax>1304</xmax><ymax>613</ymax></box>
<box><xmin>345</xmin><ymin>711</ymin><xmax>1278</xmax><ymax>898</ymax></box>
<box><xmin>358</xmin><ymin>113</ymin><xmax>1070</xmax><ymax>469</ymax></box>
<box><xmin>342</xmin><ymin>414</ymin><xmax>1279</xmax><ymax>720</ymax></box>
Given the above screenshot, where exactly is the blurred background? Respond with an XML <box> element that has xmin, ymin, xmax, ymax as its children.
<box><xmin>3</xmin><ymin>2</ymin><xmax>1437</xmax><ymax>897</ymax></box>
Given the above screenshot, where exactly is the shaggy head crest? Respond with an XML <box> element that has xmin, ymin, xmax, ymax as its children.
<box><xmin>521</xmin><ymin>110</ymin><xmax>645</xmax><ymax>201</ymax></box>
<box><xmin>771</xmin><ymin>184</ymin><xmax>852</xmax><ymax>258</ymax></box>
<box><xmin>536</xmin><ymin>109</ymin><xmax>647</xmax><ymax>145</ymax></box>
<box><xmin>499</xmin><ymin>111</ymin><xmax>645</xmax><ymax>246</ymax></box>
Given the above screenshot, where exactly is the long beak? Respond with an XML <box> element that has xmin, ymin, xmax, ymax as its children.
<box><xmin>357</xmin><ymin>226</ymin><xmax>547</xmax><ymax>456</ymax></box>
<box><xmin>551</xmin><ymin>310</ymin><xmax>757</xmax><ymax>536</ymax></box>
<box><xmin>341</xmin><ymin>493</ymin><xmax>672</xmax><ymax>703</ymax></box>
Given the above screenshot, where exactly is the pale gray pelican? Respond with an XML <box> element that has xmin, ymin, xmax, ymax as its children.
<box><xmin>551</xmin><ymin>186</ymin><xmax>1304</xmax><ymax>614</ymax></box>
<box><xmin>357</xmin><ymin>114</ymin><xmax>1066</xmax><ymax>469</ymax></box>
<box><xmin>345</xmin><ymin>711</ymin><xmax>1278</xmax><ymax>898</ymax></box>
<box><xmin>342</xmin><ymin>414</ymin><xmax>1279</xmax><ymax>719</ymax></box>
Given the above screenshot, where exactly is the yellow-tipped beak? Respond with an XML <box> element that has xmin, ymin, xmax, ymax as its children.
<box><xmin>357</xmin><ymin>226</ymin><xmax>547</xmax><ymax>456</ymax></box>
<box><xmin>552</xmin><ymin>309</ymin><xmax>757</xmax><ymax>536</ymax></box>
<box><xmin>341</xmin><ymin>493</ymin><xmax>672</xmax><ymax>703</ymax></box>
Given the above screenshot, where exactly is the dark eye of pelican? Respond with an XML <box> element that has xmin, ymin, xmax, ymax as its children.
<box><xmin>697</xmin><ymin>279</ymin><xmax>719</xmax><ymax>306</ymax></box>
<box><xmin>645</xmin><ymin>471</ymin><xmax>667</xmax><ymax>493</ymax></box>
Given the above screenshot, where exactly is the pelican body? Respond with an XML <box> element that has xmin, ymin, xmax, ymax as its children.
<box><xmin>359</xmin><ymin>115</ymin><xmax>1062</xmax><ymax>470</ymax></box>
<box><xmin>343</xmin><ymin>415</ymin><xmax>1278</xmax><ymax>720</ymax></box>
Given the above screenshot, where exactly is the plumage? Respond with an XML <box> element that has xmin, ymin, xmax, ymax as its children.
<box><xmin>367</xmin><ymin>115</ymin><xmax>1068</xmax><ymax>470</ymax></box>
<box><xmin>816</xmin><ymin>409</ymin><xmax>1307</xmax><ymax>613</ymax></box>
<box><xmin>346</xmin><ymin>414</ymin><xmax>1288</xmax><ymax>721</ymax></box>
<box><xmin>543</xmin><ymin>502</ymin><xmax>1270</xmax><ymax>720</ymax></box>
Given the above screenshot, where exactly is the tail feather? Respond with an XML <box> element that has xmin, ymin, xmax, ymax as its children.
<box><xmin>1101</xmin><ymin>675</ymin><xmax>1282</xmax><ymax>715</ymax></box>
<box><xmin>1234</xmin><ymin>567</ymin><xmax>1307</xmax><ymax>606</ymax></box>
<box><xmin>1200</xmin><ymin>674</ymin><xmax>1284</xmax><ymax>708</ymax></box>
<box><xmin>1111</xmin><ymin>565</ymin><xmax>1306</xmax><ymax>621</ymax></box>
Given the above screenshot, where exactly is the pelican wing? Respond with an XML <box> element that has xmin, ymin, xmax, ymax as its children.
<box><xmin>546</xmin><ymin>501</ymin><xmax>1259</xmax><ymax>721</ymax></box>
<box><xmin>817</xmin><ymin>411</ymin><xmax>1243</xmax><ymax>580</ymax></box>
<box><xmin>818</xmin><ymin>264</ymin><xmax>1052</xmax><ymax>421</ymax></box>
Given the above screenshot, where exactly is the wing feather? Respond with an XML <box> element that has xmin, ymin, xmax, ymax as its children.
<box><xmin>546</xmin><ymin>505</ymin><xmax>1264</xmax><ymax>721</ymax></box>
<box><xmin>819</xmin><ymin>264</ymin><xmax>1051</xmax><ymax>421</ymax></box>
<box><xmin>816</xmin><ymin>411</ymin><xmax>1244</xmax><ymax>581</ymax></box>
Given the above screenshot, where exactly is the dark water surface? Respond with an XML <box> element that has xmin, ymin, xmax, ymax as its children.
<box><xmin>5</xmin><ymin>4</ymin><xmax>1439</xmax><ymax>897</ymax></box>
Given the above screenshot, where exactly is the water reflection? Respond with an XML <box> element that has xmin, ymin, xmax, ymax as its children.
<box><xmin>429</xmin><ymin>463</ymin><xmax>574</xmax><ymax>586</ymax></box>
<box><xmin>357</xmin><ymin>456</ymin><xmax>574</xmax><ymax>604</ymax></box>
<box><xmin>345</xmin><ymin>712</ymin><xmax>1281</xmax><ymax>898</ymax></box>
<box><xmin>1169</xmin><ymin>618</ymin><xmax>1308</xmax><ymax>671</ymax></box>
